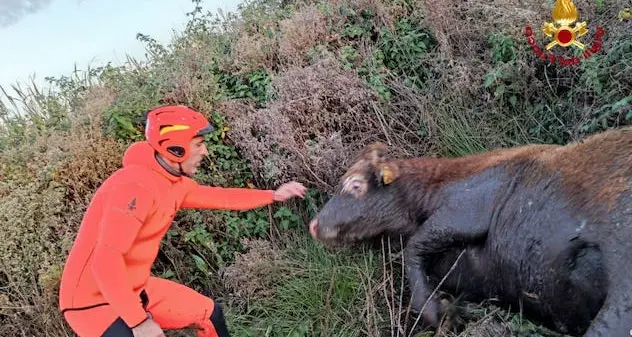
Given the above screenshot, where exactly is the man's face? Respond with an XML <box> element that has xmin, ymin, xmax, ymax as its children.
<box><xmin>181</xmin><ymin>136</ymin><xmax>208</xmax><ymax>176</ymax></box>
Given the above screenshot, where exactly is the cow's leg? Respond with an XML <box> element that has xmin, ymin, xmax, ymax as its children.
<box><xmin>403</xmin><ymin>211</ymin><xmax>489</xmax><ymax>328</ymax></box>
<box><xmin>582</xmin><ymin>267</ymin><xmax>632</xmax><ymax>337</ymax></box>
<box><xmin>582</xmin><ymin>292</ymin><xmax>632</xmax><ymax>337</ymax></box>
<box><xmin>582</xmin><ymin>222</ymin><xmax>632</xmax><ymax>337</ymax></box>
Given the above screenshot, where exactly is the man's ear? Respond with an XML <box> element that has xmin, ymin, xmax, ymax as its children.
<box><xmin>378</xmin><ymin>163</ymin><xmax>399</xmax><ymax>185</ymax></box>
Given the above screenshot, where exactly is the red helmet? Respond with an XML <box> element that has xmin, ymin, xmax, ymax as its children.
<box><xmin>144</xmin><ymin>105</ymin><xmax>215</xmax><ymax>163</ymax></box>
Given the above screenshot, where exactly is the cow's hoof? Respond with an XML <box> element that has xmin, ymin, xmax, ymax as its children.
<box><xmin>424</xmin><ymin>299</ymin><xmax>439</xmax><ymax>328</ymax></box>
<box><xmin>410</xmin><ymin>292</ymin><xmax>438</xmax><ymax>327</ymax></box>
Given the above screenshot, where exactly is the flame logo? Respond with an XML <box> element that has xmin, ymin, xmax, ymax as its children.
<box><xmin>542</xmin><ymin>0</ymin><xmax>588</xmax><ymax>50</ymax></box>
<box><xmin>552</xmin><ymin>0</ymin><xmax>578</xmax><ymax>25</ymax></box>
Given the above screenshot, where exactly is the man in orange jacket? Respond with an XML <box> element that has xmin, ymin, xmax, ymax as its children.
<box><xmin>58</xmin><ymin>105</ymin><xmax>307</xmax><ymax>337</ymax></box>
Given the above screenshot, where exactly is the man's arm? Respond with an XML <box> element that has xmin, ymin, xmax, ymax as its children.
<box><xmin>91</xmin><ymin>182</ymin><xmax>155</xmax><ymax>328</ymax></box>
<box><xmin>181</xmin><ymin>183</ymin><xmax>275</xmax><ymax>210</ymax></box>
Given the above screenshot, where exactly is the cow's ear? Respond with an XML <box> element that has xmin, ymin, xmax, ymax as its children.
<box><xmin>368</xmin><ymin>142</ymin><xmax>389</xmax><ymax>166</ymax></box>
<box><xmin>379</xmin><ymin>163</ymin><xmax>399</xmax><ymax>185</ymax></box>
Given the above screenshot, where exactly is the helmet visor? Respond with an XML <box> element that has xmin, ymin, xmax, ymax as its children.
<box><xmin>196</xmin><ymin>124</ymin><xmax>215</xmax><ymax>136</ymax></box>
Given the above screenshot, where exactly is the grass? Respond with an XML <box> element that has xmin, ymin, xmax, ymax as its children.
<box><xmin>1</xmin><ymin>0</ymin><xmax>631</xmax><ymax>335</ymax></box>
<box><xmin>224</xmin><ymin>231</ymin><xmax>385</xmax><ymax>337</ymax></box>
<box><xmin>220</xmin><ymin>231</ymin><xmax>567</xmax><ymax>337</ymax></box>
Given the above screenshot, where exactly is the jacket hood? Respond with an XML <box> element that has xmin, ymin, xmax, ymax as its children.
<box><xmin>122</xmin><ymin>141</ymin><xmax>181</xmax><ymax>182</ymax></box>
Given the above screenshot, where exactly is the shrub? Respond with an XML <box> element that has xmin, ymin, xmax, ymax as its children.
<box><xmin>222</xmin><ymin>56</ymin><xmax>385</xmax><ymax>193</ymax></box>
<box><xmin>278</xmin><ymin>4</ymin><xmax>329</xmax><ymax>67</ymax></box>
<box><xmin>220</xmin><ymin>238</ymin><xmax>287</xmax><ymax>301</ymax></box>
<box><xmin>0</xmin><ymin>85</ymin><xmax>125</xmax><ymax>336</ymax></box>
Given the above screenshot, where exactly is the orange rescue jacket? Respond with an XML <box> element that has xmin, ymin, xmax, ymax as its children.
<box><xmin>58</xmin><ymin>141</ymin><xmax>275</xmax><ymax>327</ymax></box>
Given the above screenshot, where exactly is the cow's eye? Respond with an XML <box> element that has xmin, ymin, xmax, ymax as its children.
<box><xmin>341</xmin><ymin>175</ymin><xmax>366</xmax><ymax>196</ymax></box>
<box><xmin>347</xmin><ymin>179</ymin><xmax>367</xmax><ymax>198</ymax></box>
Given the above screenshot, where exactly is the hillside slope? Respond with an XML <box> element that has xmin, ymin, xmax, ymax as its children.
<box><xmin>1</xmin><ymin>0</ymin><xmax>630</xmax><ymax>336</ymax></box>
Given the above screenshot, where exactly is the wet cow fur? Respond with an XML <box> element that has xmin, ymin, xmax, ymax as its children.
<box><xmin>308</xmin><ymin>126</ymin><xmax>632</xmax><ymax>337</ymax></box>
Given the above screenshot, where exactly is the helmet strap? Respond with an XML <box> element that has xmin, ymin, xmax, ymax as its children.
<box><xmin>178</xmin><ymin>162</ymin><xmax>188</xmax><ymax>177</ymax></box>
<box><xmin>154</xmin><ymin>152</ymin><xmax>182</xmax><ymax>177</ymax></box>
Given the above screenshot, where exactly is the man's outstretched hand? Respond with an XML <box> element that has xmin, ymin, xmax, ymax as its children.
<box><xmin>273</xmin><ymin>181</ymin><xmax>307</xmax><ymax>201</ymax></box>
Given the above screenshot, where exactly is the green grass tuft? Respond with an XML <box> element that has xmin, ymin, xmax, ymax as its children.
<box><xmin>225</xmin><ymin>231</ymin><xmax>387</xmax><ymax>337</ymax></box>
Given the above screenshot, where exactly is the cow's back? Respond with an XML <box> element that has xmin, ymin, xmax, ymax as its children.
<box><xmin>473</xmin><ymin>127</ymin><xmax>631</xmax><ymax>334</ymax></box>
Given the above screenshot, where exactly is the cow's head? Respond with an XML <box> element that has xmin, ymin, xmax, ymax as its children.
<box><xmin>308</xmin><ymin>142</ymin><xmax>413</xmax><ymax>245</ymax></box>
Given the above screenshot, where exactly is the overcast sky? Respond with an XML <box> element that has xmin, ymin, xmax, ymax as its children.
<box><xmin>0</xmin><ymin>0</ymin><xmax>239</xmax><ymax>99</ymax></box>
<box><xmin>0</xmin><ymin>0</ymin><xmax>54</xmax><ymax>28</ymax></box>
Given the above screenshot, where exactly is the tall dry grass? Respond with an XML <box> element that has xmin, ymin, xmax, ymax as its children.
<box><xmin>0</xmin><ymin>0</ymin><xmax>630</xmax><ymax>336</ymax></box>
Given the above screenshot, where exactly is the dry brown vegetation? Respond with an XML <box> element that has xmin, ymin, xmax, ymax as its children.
<box><xmin>1</xmin><ymin>0</ymin><xmax>631</xmax><ymax>335</ymax></box>
<box><xmin>0</xmin><ymin>86</ymin><xmax>126</xmax><ymax>336</ymax></box>
<box><xmin>220</xmin><ymin>238</ymin><xmax>287</xmax><ymax>301</ymax></box>
<box><xmin>232</xmin><ymin>32</ymin><xmax>279</xmax><ymax>73</ymax></box>
<box><xmin>223</xmin><ymin>55</ymin><xmax>389</xmax><ymax>192</ymax></box>
<box><xmin>278</xmin><ymin>5</ymin><xmax>329</xmax><ymax>66</ymax></box>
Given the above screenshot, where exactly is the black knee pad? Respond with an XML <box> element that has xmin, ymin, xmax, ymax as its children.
<box><xmin>210</xmin><ymin>302</ymin><xmax>230</xmax><ymax>337</ymax></box>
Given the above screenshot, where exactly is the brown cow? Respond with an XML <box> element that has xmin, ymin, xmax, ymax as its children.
<box><xmin>308</xmin><ymin>126</ymin><xmax>632</xmax><ymax>337</ymax></box>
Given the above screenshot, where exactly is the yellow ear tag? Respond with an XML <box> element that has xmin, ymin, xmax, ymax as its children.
<box><xmin>382</xmin><ymin>166</ymin><xmax>394</xmax><ymax>185</ymax></box>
